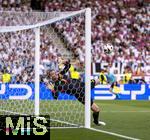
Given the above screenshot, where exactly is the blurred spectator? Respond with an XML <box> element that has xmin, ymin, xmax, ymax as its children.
<box><xmin>0</xmin><ymin>0</ymin><xmax>149</xmax><ymax>83</ymax></box>
<box><xmin>122</xmin><ymin>65</ymin><xmax>133</xmax><ymax>84</ymax></box>
<box><xmin>2</xmin><ymin>68</ymin><xmax>11</xmax><ymax>83</ymax></box>
<box><xmin>69</xmin><ymin>67</ymin><xmax>81</xmax><ymax>80</ymax></box>
<box><xmin>43</xmin><ymin>0</ymin><xmax>149</xmax><ymax>67</ymax></box>
<box><xmin>31</xmin><ymin>0</ymin><xmax>42</xmax><ymax>10</ymax></box>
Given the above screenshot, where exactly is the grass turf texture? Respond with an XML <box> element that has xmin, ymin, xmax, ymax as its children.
<box><xmin>51</xmin><ymin>100</ymin><xmax>150</xmax><ymax>140</ymax></box>
<box><xmin>50</xmin><ymin>128</ymin><xmax>126</xmax><ymax>140</ymax></box>
<box><xmin>0</xmin><ymin>100</ymin><xmax>150</xmax><ymax>140</ymax></box>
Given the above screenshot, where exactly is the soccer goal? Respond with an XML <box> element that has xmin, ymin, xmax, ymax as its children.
<box><xmin>0</xmin><ymin>8</ymin><xmax>91</xmax><ymax>128</ymax></box>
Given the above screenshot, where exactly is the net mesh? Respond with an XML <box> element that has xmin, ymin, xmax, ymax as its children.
<box><xmin>0</xmin><ymin>29</ymin><xmax>35</xmax><ymax>115</ymax></box>
<box><xmin>40</xmin><ymin>12</ymin><xmax>85</xmax><ymax>127</ymax></box>
<box><xmin>0</xmin><ymin>11</ymin><xmax>86</xmax><ymax>127</ymax></box>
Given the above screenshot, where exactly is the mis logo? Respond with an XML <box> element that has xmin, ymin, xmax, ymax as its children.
<box><xmin>0</xmin><ymin>115</ymin><xmax>50</xmax><ymax>139</ymax></box>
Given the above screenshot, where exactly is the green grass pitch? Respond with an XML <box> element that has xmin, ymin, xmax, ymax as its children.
<box><xmin>51</xmin><ymin>100</ymin><xmax>150</xmax><ymax>140</ymax></box>
<box><xmin>0</xmin><ymin>100</ymin><xmax>150</xmax><ymax>140</ymax></box>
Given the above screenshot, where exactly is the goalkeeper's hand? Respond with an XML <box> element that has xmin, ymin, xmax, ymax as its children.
<box><xmin>47</xmin><ymin>83</ymin><xmax>54</xmax><ymax>91</ymax></box>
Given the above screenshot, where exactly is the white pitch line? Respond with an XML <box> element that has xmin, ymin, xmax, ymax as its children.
<box><xmin>0</xmin><ymin>109</ymin><xmax>29</xmax><ymax>115</ymax></box>
<box><xmin>50</xmin><ymin>127</ymin><xmax>140</xmax><ymax>140</ymax></box>
<box><xmin>0</xmin><ymin>109</ymin><xmax>81</xmax><ymax>127</ymax></box>
<box><xmin>0</xmin><ymin>109</ymin><xmax>146</xmax><ymax>140</ymax></box>
<box><xmin>88</xmin><ymin>128</ymin><xmax>140</xmax><ymax>140</ymax></box>
<box><xmin>50</xmin><ymin>118</ymin><xmax>81</xmax><ymax>127</ymax></box>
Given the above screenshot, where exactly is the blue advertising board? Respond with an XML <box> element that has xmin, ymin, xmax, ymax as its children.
<box><xmin>93</xmin><ymin>84</ymin><xmax>150</xmax><ymax>100</ymax></box>
<box><xmin>0</xmin><ymin>83</ymin><xmax>149</xmax><ymax>100</ymax></box>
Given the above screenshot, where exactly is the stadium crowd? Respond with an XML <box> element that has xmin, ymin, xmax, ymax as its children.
<box><xmin>0</xmin><ymin>0</ymin><xmax>149</xmax><ymax>83</ymax></box>
<box><xmin>45</xmin><ymin>0</ymin><xmax>149</xmax><ymax>64</ymax></box>
<box><xmin>0</xmin><ymin>0</ymin><xmax>32</xmax><ymax>12</ymax></box>
<box><xmin>0</xmin><ymin>0</ymin><xmax>61</xmax><ymax>82</ymax></box>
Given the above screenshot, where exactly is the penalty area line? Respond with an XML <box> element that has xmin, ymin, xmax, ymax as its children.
<box><xmin>88</xmin><ymin>128</ymin><xmax>140</xmax><ymax>140</ymax></box>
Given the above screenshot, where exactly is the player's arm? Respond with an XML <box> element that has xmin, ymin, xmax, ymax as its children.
<box><xmin>59</xmin><ymin>60</ymin><xmax>71</xmax><ymax>76</ymax></box>
<box><xmin>46</xmin><ymin>82</ymin><xmax>59</xmax><ymax>100</ymax></box>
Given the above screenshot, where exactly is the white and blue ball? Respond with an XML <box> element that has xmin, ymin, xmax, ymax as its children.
<box><xmin>103</xmin><ymin>44</ymin><xmax>113</xmax><ymax>54</ymax></box>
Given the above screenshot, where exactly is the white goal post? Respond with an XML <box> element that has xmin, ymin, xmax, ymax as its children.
<box><xmin>0</xmin><ymin>8</ymin><xmax>91</xmax><ymax>128</ymax></box>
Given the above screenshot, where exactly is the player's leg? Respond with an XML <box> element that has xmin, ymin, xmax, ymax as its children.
<box><xmin>75</xmin><ymin>92</ymin><xmax>106</xmax><ymax>126</ymax></box>
<box><xmin>91</xmin><ymin>102</ymin><xmax>99</xmax><ymax>125</ymax></box>
<box><xmin>91</xmin><ymin>102</ymin><xmax>106</xmax><ymax>126</ymax></box>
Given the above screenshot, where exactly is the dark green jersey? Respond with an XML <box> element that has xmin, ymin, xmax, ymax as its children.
<box><xmin>50</xmin><ymin>61</ymin><xmax>95</xmax><ymax>105</ymax></box>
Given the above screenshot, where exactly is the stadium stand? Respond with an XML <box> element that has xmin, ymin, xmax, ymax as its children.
<box><xmin>0</xmin><ymin>0</ymin><xmax>149</xmax><ymax>83</ymax></box>
<box><xmin>44</xmin><ymin>0</ymin><xmax>149</xmax><ymax>64</ymax></box>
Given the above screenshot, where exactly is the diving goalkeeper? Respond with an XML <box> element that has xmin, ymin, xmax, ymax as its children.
<box><xmin>46</xmin><ymin>59</ymin><xmax>105</xmax><ymax>126</ymax></box>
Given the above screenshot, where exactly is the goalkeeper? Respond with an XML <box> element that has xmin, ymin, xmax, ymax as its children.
<box><xmin>46</xmin><ymin>59</ymin><xmax>105</xmax><ymax>126</ymax></box>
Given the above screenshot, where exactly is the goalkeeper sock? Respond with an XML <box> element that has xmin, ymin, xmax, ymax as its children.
<box><xmin>93</xmin><ymin>111</ymin><xmax>99</xmax><ymax>125</ymax></box>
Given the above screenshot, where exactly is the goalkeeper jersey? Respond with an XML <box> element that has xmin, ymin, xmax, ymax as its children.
<box><xmin>50</xmin><ymin>61</ymin><xmax>95</xmax><ymax>102</ymax></box>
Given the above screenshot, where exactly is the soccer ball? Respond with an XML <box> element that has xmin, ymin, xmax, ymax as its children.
<box><xmin>103</xmin><ymin>44</ymin><xmax>113</xmax><ymax>54</ymax></box>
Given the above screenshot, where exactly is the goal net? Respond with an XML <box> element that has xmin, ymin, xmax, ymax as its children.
<box><xmin>0</xmin><ymin>9</ymin><xmax>91</xmax><ymax>128</ymax></box>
